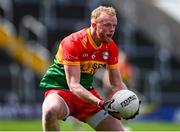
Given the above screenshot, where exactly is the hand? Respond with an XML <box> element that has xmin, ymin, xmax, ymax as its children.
<box><xmin>124</xmin><ymin>100</ymin><xmax>141</xmax><ymax>120</ymax></box>
<box><xmin>98</xmin><ymin>100</ymin><xmax>121</xmax><ymax>120</ymax></box>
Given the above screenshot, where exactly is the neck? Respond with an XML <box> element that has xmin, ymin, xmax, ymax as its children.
<box><xmin>90</xmin><ymin>27</ymin><xmax>102</xmax><ymax>47</ymax></box>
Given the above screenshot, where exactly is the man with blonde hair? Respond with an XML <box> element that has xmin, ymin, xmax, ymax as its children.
<box><xmin>40</xmin><ymin>5</ymin><xmax>139</xmax><ymax>131</ymax></box>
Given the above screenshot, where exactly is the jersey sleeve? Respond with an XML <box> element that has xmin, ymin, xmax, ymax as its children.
<box><xmin>107</xmin><ymin>41</ymin><xmax>119</xmax><ymax>69</ymax></box>
<box><xmin>56</xmin><ymin>37</ymin><xmax>80</xmax><ymax>65</ymax></box>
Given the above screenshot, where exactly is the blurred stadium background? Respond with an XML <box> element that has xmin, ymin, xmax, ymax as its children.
<box><xmin>0</xmin><ymin>0</ymin><xmax>180</xmax><ymax>131</ymax></box>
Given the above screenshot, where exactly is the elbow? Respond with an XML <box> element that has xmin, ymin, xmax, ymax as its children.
<box><xmin>68</xmin><ymin>82</ymin><xmax>80</xmax><ymax>93</ymax></box>
<box><xmin>68</xmin><ymin>84</ymin><xmax>75</xmax><ymax>92</ymax></box>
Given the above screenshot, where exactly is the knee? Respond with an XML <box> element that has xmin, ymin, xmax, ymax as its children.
<box><xmin>42</xmin><ymin>93</ymin><xmax>68</xmax><ymax>121</ymax></box>
<box><xmin>43</xmin><ymin>107</ymin><xmax>57</xmax><ymax>122</ymax></box>
<box><xmin>95</xmin><ymin>116</ymin><xmax>124</xmax><ymax>131</ymax></box>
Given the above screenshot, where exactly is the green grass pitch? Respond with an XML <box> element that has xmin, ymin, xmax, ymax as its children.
<box><xmin>0</xmin><ymin>119</ymin><xmax>180</xmax><ymax>131</ymax></box>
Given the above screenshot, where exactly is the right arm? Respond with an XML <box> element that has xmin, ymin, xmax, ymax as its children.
<box><xmin>60</xmin><ymin>38</ymin><xmax>103</xmax><ymax>106</ymax></box>
<box><xmin>64</xmin><ymin>64</ymin><xmax>101</xmax><ymax>105</ymax></box>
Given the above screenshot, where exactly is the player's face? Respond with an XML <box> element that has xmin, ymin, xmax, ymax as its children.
<box><xmin>96</xmin><ymin>13</ymin><xmax>117</xmax><ymax>43</ymax></box>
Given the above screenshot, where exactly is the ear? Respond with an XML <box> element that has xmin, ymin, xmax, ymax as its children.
<box><xmin>92</xmin><ymin>22</ymin><xmax>97</xmax><ymax>29</ymax></box>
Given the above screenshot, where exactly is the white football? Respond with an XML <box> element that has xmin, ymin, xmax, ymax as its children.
<box><xmin>110</xmin><ymin>89</ymin><xmax>140</xmax><ymax>119</ymax></box>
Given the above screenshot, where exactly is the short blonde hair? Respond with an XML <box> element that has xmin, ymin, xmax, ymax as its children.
<box><xmin>91</xmin><ymin>6</ymin><xmax>116</xmax><ymax>22</ymax></box>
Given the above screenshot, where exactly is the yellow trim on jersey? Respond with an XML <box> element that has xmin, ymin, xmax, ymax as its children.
<box><xmin>80</xmin><ymin>39</ymin><xmax>88</xmax><ymax>49</ymax></box>
<box><xmin>56</xmin><ymin>44</ymin><xmax>63</xmax><ymax>63</ymax></box>
<box><xmin>86</xmin><ymin>28</ymin><xmax>102</xmax><ymax>49</ymax></box>
<box><xmin>108</xmin><ymin>63</ymin><xmax>119</xmax><ymax>69</ymax></box>
<box><xmin>63</xmin><ymin>61</ymin><xmax>80</xmax><ymax>65</ymax></box>
<box><xmin>81</xmin><ymin>60</ymin><xmax>106</xmax><ymax>64</ymax></box>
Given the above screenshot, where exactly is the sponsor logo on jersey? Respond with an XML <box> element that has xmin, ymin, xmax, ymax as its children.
<box><xmin>81</xmin><ymin>62</ymin><xmax>106</xmax><ymax>75</ymax></box>
<box><xmin>81</xmin><ymin>53</ymin><xmax>89</xmax><ymax>57</ymax></box>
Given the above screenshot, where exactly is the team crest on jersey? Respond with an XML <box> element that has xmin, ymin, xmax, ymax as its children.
<box><xmin>103</xmin><ymin>52</ymin><xmax>108</xmax><ymax>60</ymax></box>
<box><xmin>91</xmin><ymin>54</ymin><xmax>96</xmax><ymax>59</ymax></box>
<box><xmin>91</xmin><ymin>51</ymin><xmax>99</xmax><ymax>59</ymax></box>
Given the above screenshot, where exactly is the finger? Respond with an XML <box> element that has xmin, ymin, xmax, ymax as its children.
<box><xmin>111</xmin><ymin>99</ymin><xmax>115</xmax><ymax>103</ymax></box>
<box><xmin>108</xmin><ymin>111</ymin><xmax>119</xmax><ymax>114</ymax></box>
<box><xmin>108</xmin><ymin>99</ymin><xmax>115</xmax><ymax>109</ymax></box>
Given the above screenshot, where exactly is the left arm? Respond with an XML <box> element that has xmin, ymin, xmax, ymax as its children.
<box><xmin>108</xmin><ymin>68</ymin><xmax>128</xmax><ymax>93</ymax></box>
<box><xmin>99</xmin><ymin>67</ymin><xmax>128</xmax><ymax>119</ymax></box>
<box><xmin>103</xmin><ymin>68</ymin><xmax>140</xmax><ymax>120</ymax></box>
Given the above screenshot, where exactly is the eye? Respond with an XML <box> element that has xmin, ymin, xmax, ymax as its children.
<box><xmin>104</xmin><ymin>23</ymin><xmax>111</xmax><ymax>27</ymax></box>
<box><xmin>103</xmin><ymin>23</ymin><xmax>117</xmax><ymax>28</ymax></box>
<box><xmin>113</xmin><ymin>24</ymin><xmax>117</xmax><ymax>28</ymax></box>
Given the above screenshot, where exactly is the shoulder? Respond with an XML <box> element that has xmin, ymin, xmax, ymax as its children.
<box><xmin>64</xmin><ymin>28</ymin><xmax>87</xmax><ymax>41</ymax></box>
<box><xmin>61</xmin><ymin>28</ymin><xmax>87</xmax><ymax>46</ymax></box>
<box><xmin>108</xmin><ymin>39</ymin><xmax>118</xmax><ymax>51</ymax></box>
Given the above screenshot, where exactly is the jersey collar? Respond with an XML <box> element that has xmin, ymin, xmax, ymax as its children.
<box><xmin>86</xmin><ymin>28</ymin><xmax>102</xmax><ymax>49</ymax></box>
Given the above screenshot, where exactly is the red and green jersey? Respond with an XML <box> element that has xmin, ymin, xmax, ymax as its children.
<box><xmin>40</xmin><ymin>28</ymin><xmax>119</xmax><ymax>90</ymax></box>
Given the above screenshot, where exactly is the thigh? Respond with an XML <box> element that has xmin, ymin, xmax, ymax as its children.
<box><xmin>95</xmin><ymin>115</ymin><xmax>124</xmax><ymax>131</ymax></box>
<box><xmin>42</xmin><ymin>92</ymin><xmax>69</xmax><ymax>119</ymax></box>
